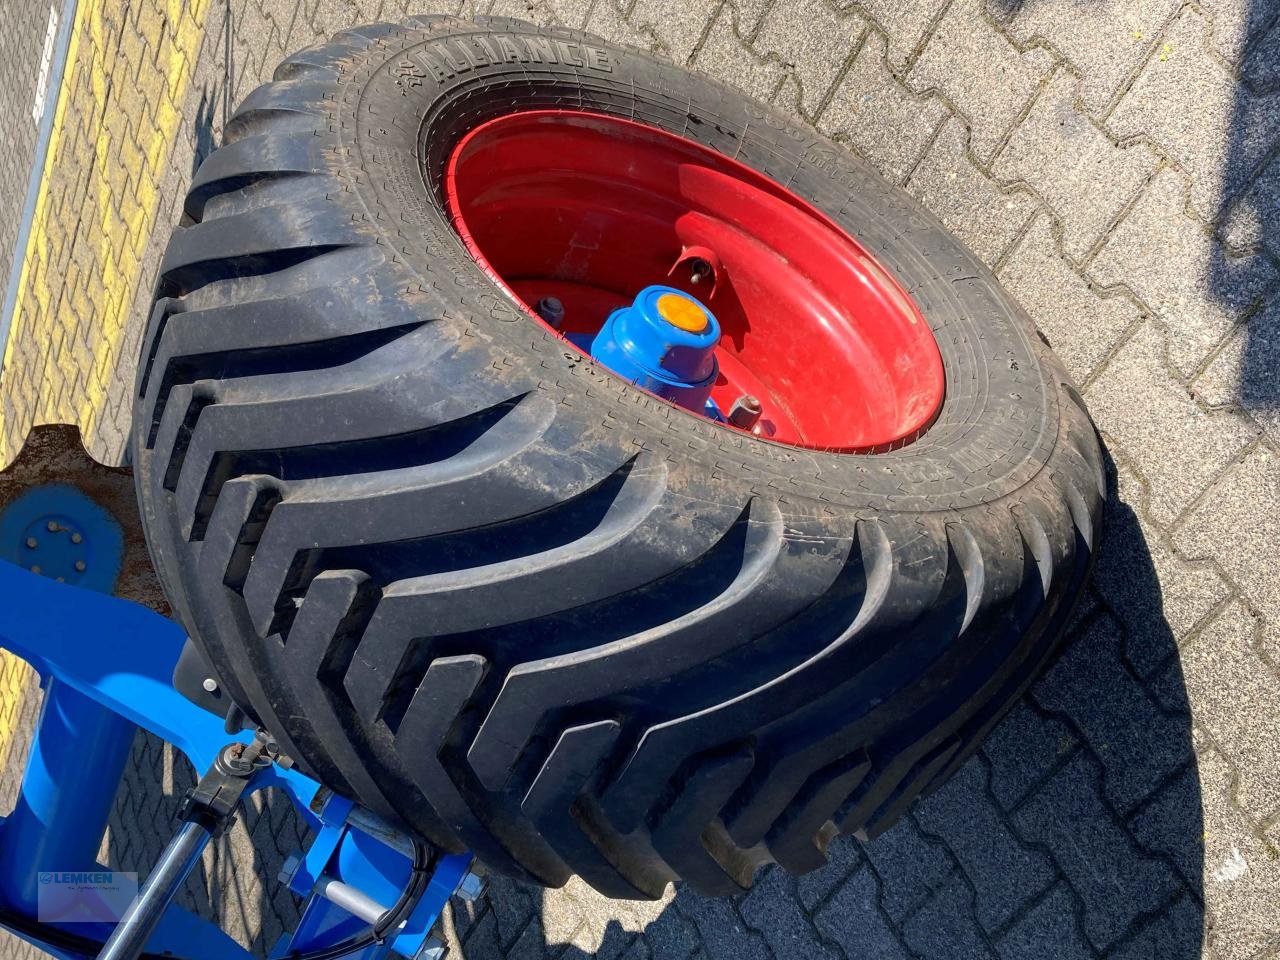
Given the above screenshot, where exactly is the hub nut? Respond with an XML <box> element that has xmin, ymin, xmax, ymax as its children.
<box><xmin>279</xmin><ymin>853</ymin><xmax>302</xmax><ymax>886</ymax></box>
<box><xmin>728</xmin><ymin>395</ymin><xmax>762</xmax><ymax>430</ymax></box>
<box><xmin>455</xmin><ymin>869</ymin><xmax>487</xmax><ymax>903</ymax></box>
<box><xmin>535</xmin><ymin>297</ymin><xmax>565</xmax><ymax>328</ymax></box>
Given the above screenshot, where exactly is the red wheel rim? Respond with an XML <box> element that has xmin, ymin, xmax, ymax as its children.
<box><xmin>443</xmin><ymin>111</ymin><xmax>945</xmax><ymax>451</ymax></box>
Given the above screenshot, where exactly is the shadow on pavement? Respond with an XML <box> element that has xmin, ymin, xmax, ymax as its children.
<box><xmin>1210</xmin><ymin>0</ymin><xmax>1280</xmax><ymax>435</ymax></box>
<box><xmin>487</xmin><ymin>451</ymin><xmax>1206</xmax><ymax>960</ymax></box>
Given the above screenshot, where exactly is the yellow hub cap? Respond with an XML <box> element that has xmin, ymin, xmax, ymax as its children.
<box><xmin>655</xmin><ymin>293</ymin><xmax>709</xmax><ymax>333</ymax></box>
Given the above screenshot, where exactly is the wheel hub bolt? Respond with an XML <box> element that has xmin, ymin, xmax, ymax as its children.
<box><xmin>728</xmin><ymin>395</ymin><xmax>762</xmax><ymax>429</ymax></box>
<box><xmin>535</xmin><ymin>297</ymin><xmax>565</xmax><ymax>328</ymax></box>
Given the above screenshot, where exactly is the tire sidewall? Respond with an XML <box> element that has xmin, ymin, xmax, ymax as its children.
<box><xmin>306</xmin><ymin>21</ymin><xmax>1061</xmax><ymax>514</ymax></box>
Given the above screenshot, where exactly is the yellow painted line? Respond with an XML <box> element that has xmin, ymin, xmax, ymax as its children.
<box><xmin>0</xmin><ymin>0</ymin><xmax>88</xmax><ymax>774</ymax></box>
<box><xmin>76</xmin><ymin>0</ymin><xmax>213</xmax><ymax>438</ymax></box>
<box><xmin>1</xmin><ymin>0</ymin><xmax>211</xmax><ymax>457</ymax></box>
<box><xmin>0</xmin><ymin>0</ymin><xmax>212</xmax><ymax>767</ymax></box>
<box><xmin>0</xmin><ymin>0</ymin><xmax>86</xmax><ymax>443</ymax></box>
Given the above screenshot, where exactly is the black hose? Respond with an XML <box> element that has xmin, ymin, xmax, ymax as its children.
<box><xmin>372</xmin><ymin>835</ymin><xmax>433</xmax><ymax>943</ymax></box>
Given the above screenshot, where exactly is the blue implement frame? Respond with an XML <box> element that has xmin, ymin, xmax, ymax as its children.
<box><xmin>0</xmin><ymin>485</ymin><xmax>472</xmax><ymax>959</ymax></box>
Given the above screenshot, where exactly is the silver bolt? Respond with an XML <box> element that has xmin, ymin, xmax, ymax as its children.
<box><xmin>279</xmin><ymin>853</ymin><xmax>302</xmax><ymax>886</ymax></box>
<box><xmin>74</xmin><ymin>560</ymin><xmax>87</xmax><ymax>572</ymax></box>
<box><xmin>727</xmin><ymin>394</ymin><xmax>762</xmax><ymax>430</ymax></box>
<box><xmin>415</xmin><ymin>935</ymin><xmax>447</xmax><ymax>960</ymax></box>
<box><xmin>71</xmin><ymin>532</ymin><xmax>83</xmax><ymax>544</ymax></box>
<box><xmin>24</xmin><ymin>537</ymin><xmax>37</xmax><ymax>549</ymax></box>
<box><xmin>202</xmin><ymin>677</ymin><xmax>219</xmax><ymax>694</ymax></box>
<box><xmin>30</xmin><ymin>565</ymin><xmax>42</xmax><ymax>575</ymax></box>
<box><xmin>46</xmin><ymin>521</ymin><xmax>58</xmax><ymax>533</ymax></box>
<box><xmin>454</xmin><ymin>870</ymin><xmax>486</xmax><ymax>903</ymax></box>
<box><xmin>689</xmin><ymin>257</ymin><xmax>712</xmax><ymax>285</ymax></box>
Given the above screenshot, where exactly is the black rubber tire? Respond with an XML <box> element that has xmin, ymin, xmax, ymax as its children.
<box><xmin>132</xmin><ymin>16</ymin><xmax>1105</xmax><ymax>898</ymax></box>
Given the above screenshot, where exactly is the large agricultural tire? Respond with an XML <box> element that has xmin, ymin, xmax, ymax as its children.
<box><xmin>131</xmin><ymin>16</ymin><xmax>1105</xmax><ymax>899</ymax></box>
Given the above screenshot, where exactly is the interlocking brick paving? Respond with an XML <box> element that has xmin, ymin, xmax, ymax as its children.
<box><xmin>2</xmin><ymin>0</ymin><xmax>1279</xmax><ymax>957</ymax></box>
<box><xmin>0</xmin><ymin>0</ymin><xmax>54</xmax><ymax>288</ymax></box>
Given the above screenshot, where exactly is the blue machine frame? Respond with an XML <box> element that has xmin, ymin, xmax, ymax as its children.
<box><xmin>0</xmin><ymin>485</ymin><xmax>472</xmax><ymax>959</ymax></box>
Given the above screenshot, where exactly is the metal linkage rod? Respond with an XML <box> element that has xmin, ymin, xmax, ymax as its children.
<box><xmin>93</xmin><ymin>736</ymin><xmax>277</xmax><ymax>960</ymax></box>
<box><xmin>95</xmin><ymin>821</ymin><xmax>212</xmax><ymax>960</ymax></box>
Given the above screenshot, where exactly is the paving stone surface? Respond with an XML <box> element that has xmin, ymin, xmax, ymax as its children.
<box><xmin>0</xmin><ymin>0</ymin><xmax>54</xmax><ymax>290</ymax></box>
<box><xmin>818</xmin><ymin>30</ymin><xmax>948</xmax><ymax>184</ymax></box>
<box><xmin>1195</xmin><ymin>300</ymin><xmax>1280</xmax><ymax>444</ymax></box>
<box><xmin>994</xmin><ymin>882</ymin><xmax>1094</xmax><ymax>960</ymax></box>
<box><xmin>1091</xmin><ymin>166</ymin><xmax>1276</xmax><ymax>377</ymax></box>
<box><xmin>1107</xmin><ymin>7</ymin><xmax>1280</xmax><ymax>220</ymax></box>
<box><xmin>3</xmin><ymin>0</ymin><xmax>1280</xmax><ymax>957</ymax></box>
<box><xmin>996</xmin><ymin>213</ymin><xmax>1143</xmax><ymax>383</ymax></box>
<box><xmin>907</xmin><ymin>0</ymin><xmax>1055</xmax><ymax>160</ymax></box>
<box><xmin>992</xmin><ymin>68</ymin><xmax>1159</xmax><ymax>260</ymax></box>
<box><xmin>907</xmin><ymin>115</ymin><xmax>1039</xmax><ymax>266</ymax></box>
<box><xmin>993</xmin><ymin>0</ymin><xmax>1182</xmax><ymax>115</ymax></box>
<box><xmin>1085</xmin><ymin>320</ymin><xmax>1260</xmax><ymax>525</ymax></box>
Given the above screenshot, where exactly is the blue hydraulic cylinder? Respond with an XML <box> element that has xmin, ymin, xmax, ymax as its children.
<box><xmin>591</xmin><ymin>285</ymin><xmax>721</xmax><ymax>413</ymax></box>
<box><xmin>0</xmin><ymin>486</ymin><xmax>136</xmax><ymax>916</ymax></box>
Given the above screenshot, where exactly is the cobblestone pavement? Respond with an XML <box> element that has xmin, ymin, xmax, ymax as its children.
<box><xmin>2</xmin><ymin>0</ymin><xmax>1279</xmax><ymax>958</ymax></box>
<box><xmin>0</xmin><ymin>0</ymin><xmax>55</xmax><ymax>289</ymax></box>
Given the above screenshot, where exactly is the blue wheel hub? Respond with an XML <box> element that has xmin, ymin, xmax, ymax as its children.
<box><xmin>589</xmin><ymin>285</ymin><xmax>722</xmax><ymax>414</ymax></box>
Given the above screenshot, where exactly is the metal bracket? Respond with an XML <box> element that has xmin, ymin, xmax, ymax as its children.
<box><xmin>180</xmin><ymin>736</ymin><xmax>277</xmax><ymax>836</ymax></box>
<box><xmin>0</xmin><ymin>482</ymin><xmax>475</xmax><ymax>960</ymax></box>
<box><xmin>96</xmin><ymin>737</ymin><xmax>276</xmax><ymax>960</ymax></box>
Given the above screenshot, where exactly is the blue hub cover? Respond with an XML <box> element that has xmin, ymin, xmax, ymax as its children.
<box><xmin>590</xmin><ymin>285</ymin><xmax>721</xmax><ymax>413</ymax></box>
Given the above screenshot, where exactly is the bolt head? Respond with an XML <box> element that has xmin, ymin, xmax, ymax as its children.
<box><xmin>202</xmin><ymin>677</ymin><xmax>219</xmax><ymax>693</ymax></box>
<box><xmin>415</xmin><ymin>935</ymin><xmax>447</xmax><ymax>960</ymax></box>
<box><xmin>727</xmin><ymin>394</ymin><xmax>763</xmax><ymax>429</ymax></box>
<box><xmin>74</xmin><ymin>560</ymin><xmax>87</xmax><ymax>572</ymax></box>
<box><xmin>71</xmin><ymin>532</ymin><xmax>83</xmax><ymax>544</ymax></box>
<box><xmin>535</xmin><ymin>297</ymin><xmax>565</xmax><ymax>327</ymax></box>
<box><xmin>454</xmin><ymin>870</ymin><xmax>486</xmax><ymax>903</ymax></box>
<box><xmin>279</xmin><ymin>853</ymin><xmax>302</xmax><ymax>886</ymax></box>
<box><xmin>46</xmin><ymin>521</ymin><xmax>58</xmax><ymax>532</ymax></box>
<box><xmin>24</xmin><ymin>537</ymin><xmax>37</xmax><ymax>549</ymax></box>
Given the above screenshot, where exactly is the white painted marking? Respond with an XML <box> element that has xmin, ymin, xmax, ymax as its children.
<box><xmin>30</xmin><ymin>6</ymin><xmax>59</xmax><ymax>124</ymax></box>
<box><xmin>1212</xmin><ymin>847</ymin><xmax>1249</xmax><ymax>883</ymax></box>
